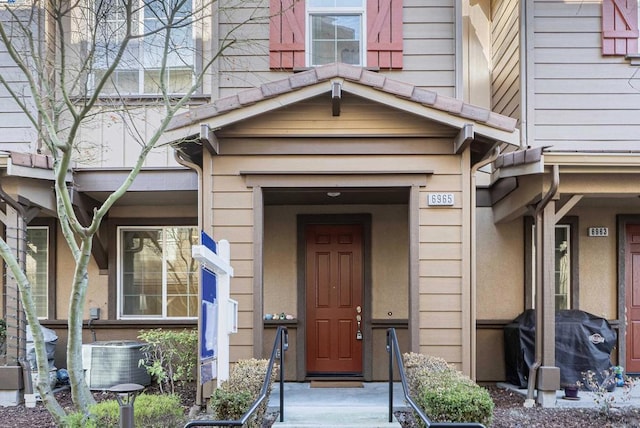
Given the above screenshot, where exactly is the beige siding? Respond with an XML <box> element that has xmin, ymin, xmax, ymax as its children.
<box><xmin>531</xmin><ymin>1</ymin><xmax>640</xmax><ymax>150</ymax></box>
<box><xmin>208</xmin><ymin>136</ymin><xmax>465</xmax><ymax>371</ymax></box>
<box><xmin>418</xmin><ymin>154</ymin><xmax>465</xmax><ymax>368</ymax></box>
<box><xmin>76</xmin><ymin>106</ymin><xmax>185</xmax><ymax>168</ymax></box>
<box><xmin>218</xmin><ymin>94</ymin><xmax>457</xmax><ymax>139</ymax></box>
<box><xmin>0</xmin><ymin>31</ymin><xmax>37</xmax><ymax>152</ymax></box>
<box><xmin>491</xmin><ymin>0</ymin><xmax>520</xmax><ymax>121</ymax></box>
<box><xmin>217</xmin><ymin>0</ymin><xmax>457</xmax><ymax>98</ymax></box>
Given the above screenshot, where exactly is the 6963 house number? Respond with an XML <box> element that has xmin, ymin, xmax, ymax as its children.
<box><xmin>427</xmin><ymin>193</ymin><xmax>455</xmax><ymax>206</ymax></box>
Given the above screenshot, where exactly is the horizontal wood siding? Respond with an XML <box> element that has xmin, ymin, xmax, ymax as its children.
<box><xmin>491</xmin><ymin>0</ymin><xmax>520</xmax><ymax>121</ymax></box>
<box><xmin>212</xmin><ymin>154</ymin><xmax>464</xmax><ymax>367</ymax></box>
<box><xmin>217</xmin><ymin>0</ymin><xmax>457</xmax><ymax>98</ymax></box>
<box><xmin>218</xmin><ymin>94</ymin><xmax>457</xmax><ymax>139</ymax></box>
<box><xmin>418</xmin><ymin>154</ymin><xmax>464</xmax><ymax>366</ymax></box>
<box><xmin>532</xmin><ymin>1</ymin><xmax>640</xmax><ymax>151</ymax></box>
<box><xmin>76</xmin><ymin>107</ymin><xmax>184</xmax><ymax>168</ymax></box>
<box><xmin>0</xmin><ymin>26</ymin><xmax>36</xmax><ymax>152</ymax></box>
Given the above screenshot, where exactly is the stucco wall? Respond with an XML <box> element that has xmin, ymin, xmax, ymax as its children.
<box><xmin>476</xmin><ymin>207</ymin><xmax>524</xmax><ymax>320</ymax></box>
<box><xmin>263</xmin><ymin>204</ymin><xmax>409</xmax><ymax>320</ymax></box>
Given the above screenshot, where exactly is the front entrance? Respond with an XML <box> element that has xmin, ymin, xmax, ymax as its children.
<box><xmin>626</xmin><ymin>224</ymin><xmax>640</xmax><ymax>373</ymax></box>
<box><xmin>305</xmin><ymin>223</ymin><xmax>363</xmax><ymax>375</ymax></box>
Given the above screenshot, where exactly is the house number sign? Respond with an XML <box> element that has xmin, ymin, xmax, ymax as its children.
<box><xmin>427</xmin><ymin>193</ymin><xmax>454</xmax><ymax>206</ymax></box>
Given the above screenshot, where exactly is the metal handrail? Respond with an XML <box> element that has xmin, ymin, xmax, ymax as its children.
<box><xmin>184</xmin><ymin>326</ymin><xmax>288</xmax><ymax>427</ymax></box>
<box><xmin>387</xmin><ymin>328</ymin><xmax>486</xmax><ymax>428</ymax></box>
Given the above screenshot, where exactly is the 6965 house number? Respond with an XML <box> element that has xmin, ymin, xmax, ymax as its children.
<box><xmin>427</xmin><ymin>193</ymin><xmax>454</xmax><ymax>206</ymax></box>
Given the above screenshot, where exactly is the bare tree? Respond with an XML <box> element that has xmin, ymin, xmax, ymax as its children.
<box><xmin>0</xmin><ymin>0</ymin><xmax>262</xmax><ymax>422</ymax></box>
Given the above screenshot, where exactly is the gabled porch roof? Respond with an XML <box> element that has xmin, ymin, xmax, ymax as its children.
<box><xmin>489</xmin><ymin>148</ymin><xmax>640</xmax><ymax>223</ymax></box>
<box><xmin>163</xmin><ymin>63</ymin><xmax>520</xmax><ymax>160</ymax></box>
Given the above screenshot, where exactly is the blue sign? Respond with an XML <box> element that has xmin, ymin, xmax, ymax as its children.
<box><xmin>200</xmin><ymin>231</ymin><xmax>218</xmax><ymax>363</ymax></box>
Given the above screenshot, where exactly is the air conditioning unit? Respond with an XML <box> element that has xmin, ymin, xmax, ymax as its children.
<box><xmin>82</xmin><ymin>341</ymin><xmax>151</xmax><ymax>390</ymax></box>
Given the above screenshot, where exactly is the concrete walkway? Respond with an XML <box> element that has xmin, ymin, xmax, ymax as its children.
<box><xmin>268</xmin><ymin>382</ymin><xmax>407</xmax><ymax>427</ymax></box>
<box><xmin>266</xmin><ymin>381</ymin><xmax>640</xmax><ymax>427</ymax></box>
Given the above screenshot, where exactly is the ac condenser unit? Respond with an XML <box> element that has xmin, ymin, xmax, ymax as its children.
<box><xmin>82</xmin><ymin>341</ymin><xmax>151</xmax><ymax>390</ymax></box>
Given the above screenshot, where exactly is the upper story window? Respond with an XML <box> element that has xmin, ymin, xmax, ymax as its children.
<box><xmin>307</xmin><ymin>0</ymin><xmax>365</xmax><ymax>66</ymax></box>
<box><xmin>118</xmin><ymin>226</ymin><xmax>198</xmax><ymax>319</ymax></box>
<box><xmin>270</xmin><ymin>0</ymin><xmax>403</xmax><ymax>70</ymax></box>
<box><xmin>94</xmin><ymin>0</ymin><xmax>195</xmax><ymax>95</ymax></box>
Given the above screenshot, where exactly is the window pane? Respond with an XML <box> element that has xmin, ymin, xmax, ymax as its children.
<box><xmin>309</xmin><ymin>0</ymin><xmax>364</xmax><ymax>8</ymax></box>
<box><xmin>94</xmin><ymin>0</ymin><xmax>193</xmax><ymax>95</ymax></box>
<box><xmin>310</xmin><ymin>14</ymin><xmax>361</xmax><ymax>66</ymax></box>
<box><xmin>555</xmin><ymin>226</ymin><xmax>570</xmax><ymax>310</ymax></box>
<box><xmin>165</xmin><ymin>227</ymin><xmax>198</xmax><ymax>317</ymax></box>
<box><xmin>121</xmin><ymin>230</ymin><xmax>163</xmax><ymax>316</ymax></box>
<box><xmin>26</xmin><ymin>228</ymin><xmax>48</xmax><ymax>319</ymax></box>
<box><xmin>120</xmin><ymin>226</ymin><xmax>197</xmax><ymax>319</ymax></box>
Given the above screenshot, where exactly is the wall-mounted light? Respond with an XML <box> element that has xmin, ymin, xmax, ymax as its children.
<box><xmin>327</xmin><ymin>192</ymin><xmax>341</xmax><ymax>197</ymax></box>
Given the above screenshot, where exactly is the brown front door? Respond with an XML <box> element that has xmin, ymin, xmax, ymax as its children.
<box><xmin>305</xmin><ymin>224</ymin><xmax>363</xmax><ymax>375</ymax></box>
<box><xmin>626</xmin><ymin>224</ymin><xmax>640</xmax><ymax>373</ymax></box>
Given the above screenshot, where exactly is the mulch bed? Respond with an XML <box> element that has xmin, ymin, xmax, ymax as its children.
<box><xmin>2</xmin><ymin>383</ymin><xmax>640</xmax><ymax>427</ymax></box>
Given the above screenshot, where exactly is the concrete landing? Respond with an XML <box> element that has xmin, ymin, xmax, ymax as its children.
<box><xmin>269</xmin><ymin>382</ymin><xmax>405</xmax><ymax>427</ymax></box>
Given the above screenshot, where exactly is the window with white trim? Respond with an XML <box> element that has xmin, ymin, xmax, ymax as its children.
<box><xmin>307</xmin><ymin>0</ymin><xmax>365</xmax><ymax>66</ymax></box>
<box><xmin>94</xmin><ymin>0</ymin><xmax>195</xmax><ymax>95</ymax></box>
<box><xmin>526</xmin><ymin>218</ymin><xmax>578</xmax><ymax>311</ymax></box>
<box><xmin>118</xmin><ymin>226</ymin><xmax>198</xmax><ymax>319</ymax></box>
<box><xmin>26</xmin><ymin>226</ymin><xmax>50</xmax><ymax>319</ymax></box>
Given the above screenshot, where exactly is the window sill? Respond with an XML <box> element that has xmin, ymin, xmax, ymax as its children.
<box><xmin>626</xmin><ymin>54</ymin><xmax>640</xmax><ymax>66</ymax></box>
<box><xmin>71</xmin><ymin>94</ymin><xmax>212</xmax><ymax>106</ymax></box>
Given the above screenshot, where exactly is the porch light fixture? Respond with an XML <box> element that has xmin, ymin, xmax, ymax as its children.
<box><xmin>327</xmin><ymin>192</ymin><xmax>341</xmax><ymax>197</ymax></box>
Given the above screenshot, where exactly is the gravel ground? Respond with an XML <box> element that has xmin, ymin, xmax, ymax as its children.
<box><xmin>1</xmin><ymin>384</ymin><xmax>640</xmax><ymax>427</ymax></box>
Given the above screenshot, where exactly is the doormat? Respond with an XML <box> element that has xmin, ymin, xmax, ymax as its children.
<box><xmin>310</xmin><ymin>381</ymin><xmax>363</xmax><ymax>388</ymax></box>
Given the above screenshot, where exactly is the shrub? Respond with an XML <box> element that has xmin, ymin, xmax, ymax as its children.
<box><xmin>403</xmin><ymin>352</ymin><xmax>494</xmax><ymax>427</ymax></box>
<box><xmin>63</xmin><ymin>393</ymin><xmax>184</xmax><ymax>428</ymax></box>
<box><xmin>210</xmin><ymin>358</ymin><xmax>277</xmax><ymax>427</ymax></box>
<box><xmin>138</xmin><ymin>328</ymin><xmax>198</xmax><ymax>393</ymax></box>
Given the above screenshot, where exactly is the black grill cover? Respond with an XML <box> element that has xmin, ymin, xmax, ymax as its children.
<box><xmin>504</xmin><ymin>309</ymin><xmax>616</xmax><ymax>388</ymax></box>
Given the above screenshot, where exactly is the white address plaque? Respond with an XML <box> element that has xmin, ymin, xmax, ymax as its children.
<box><xmin>427</xmin><ymin>193</ymin><xmax>454</xmax><ymax>206</ymax></box>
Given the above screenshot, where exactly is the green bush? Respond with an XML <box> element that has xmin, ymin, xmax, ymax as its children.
<box><xmin>403</xmin><ymin>352</ymin><xmax>494</xmax><ymax>427</ymax></box>
<box><xmin>63</xmin><ymin>393</ymin><xmax>184</xmax><ymax>428</ymax></box>
<box><xmin>138</xmin><ymin>328</ymin><xmax>198</xmax><ymax>393</ymax></box>
<box><xmin>210</xmin><ymin>358</ymin><xmax>277</xmax><ymax>427</ymax></box>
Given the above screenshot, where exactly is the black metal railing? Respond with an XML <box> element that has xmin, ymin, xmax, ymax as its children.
<box><xmin>387</xmin><ymin>328</ymin><xmax>486</xmax><ymax>428</ymax></box>
<box><xmin>184</xmin><ymin>326</ymin><xmax>288</xmax><ymax>427</ymax></box>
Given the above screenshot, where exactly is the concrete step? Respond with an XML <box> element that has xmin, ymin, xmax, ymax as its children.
<box><xmin>272</xmin><ymin>406</ymin><xmax>402</xmax><ymax>427</ymax></box>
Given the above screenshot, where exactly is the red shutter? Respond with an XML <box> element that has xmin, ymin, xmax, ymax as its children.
<box><xmin>270</xmin><ymin>0</ymin><xmax>306</xmax><ymax>69</ymax></box>
<box><xmin>367</xmin><ymin>0</ymin><xmax>403</xmax><ymax>69</ymax></box>
<box><xmin>602</xmin><ymin>0</ymin><xmax>639</xmax><ymax>55</ymax></box>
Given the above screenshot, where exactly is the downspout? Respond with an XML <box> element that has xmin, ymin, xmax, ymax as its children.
<box><xmin>470</xmin><ymin>146</ymin><xmax>500</xmax><ymax>379</ymax></box>
<box><xmin>173</xmin><ymin>148</ymin><xmax>204</xmax><ymax>406</ymax></box>
<box><xmin>525</xmin><ymin>164</ymin><xmax>559</xmax><ymax>405</ymax></box>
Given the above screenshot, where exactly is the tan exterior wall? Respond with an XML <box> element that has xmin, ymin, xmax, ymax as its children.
<box><xmin>217</xmin><ymin>0</ymin><xmax>458</xmax><ymax>98</ymax></box>
<box><xmin>476</xmin><ymin>197</ymin><xmax>640</xmax><ymax>381</ymax></box>
<box><xmin>263</xmin><ymin>204</ymin><xmax>409</xmax><ymax>320</ymax></box>
<box><xmin>529</xmin><ymin>1</ymin><xmax>640</xmax><ymax>151</ymax></box>
<box><xmin>476</xmin><ymin>207</ymin><xmax>524</xmax><ymax>320</ymax></box>
<box><xmin>209</xmin><ymin>149</ymin><xmax>468</xmax><ymax>372</ymax></box>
